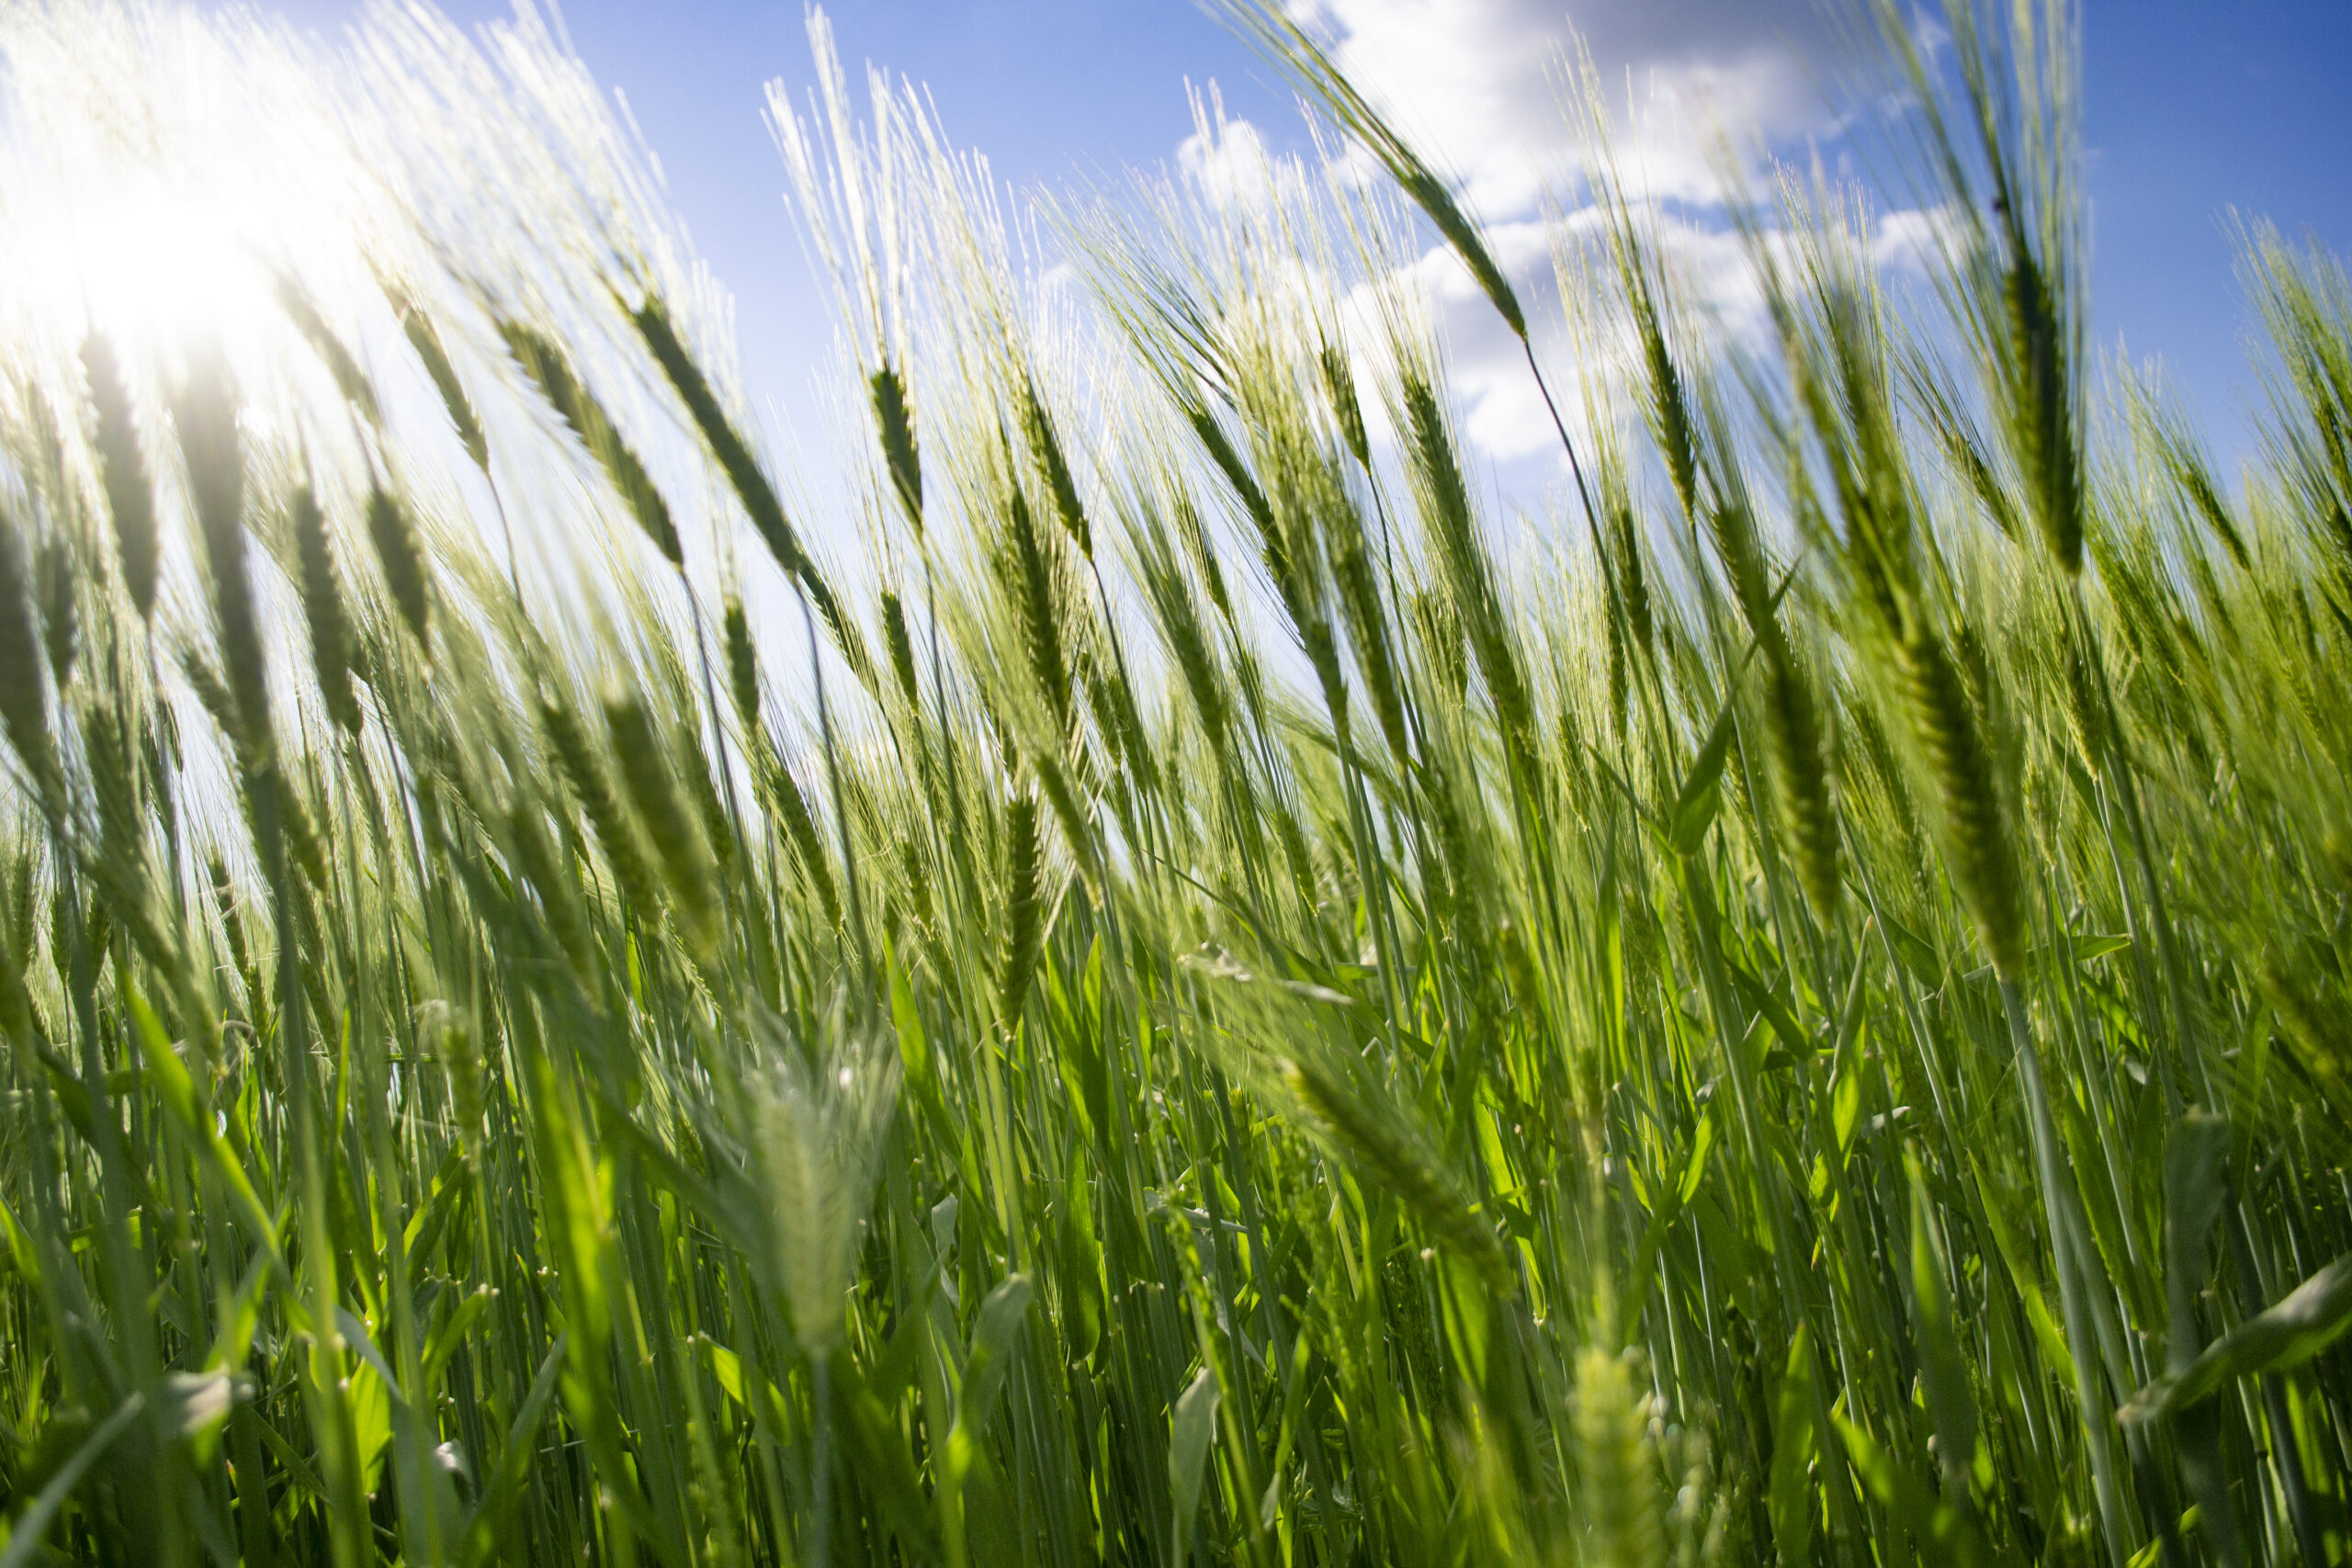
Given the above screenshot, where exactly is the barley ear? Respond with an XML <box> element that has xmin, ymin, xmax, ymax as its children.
<box><xmin>274</xmin><ymin>272</ymin><xmax>379</xmax><ymax>423</ymax></box>
<box><xmin>367</xmin><ymin>486</ymin><xmax>432</xmax><ymax>643</ymax></box>
<box><xmin>538</xmin><ymin>685</ymin><xmax>663</xmax><ymax>923</ymax></box>
<box><xmin>34</xmin><ymin>537</ymin><xmax>75</xmax><ymax>693</ymax></box>
<box><xmin>997</xmin><ymin>792</ymin><xmax>1045</xmax><ymax>1033</ymax></box>
<box><xmin>721</xmin><ymin>593</ymin><xmax>763</xmax><ymax>732</ymax></box>
<box><xmin>1020</xmin><ymin>375</ymin><xmax>1091</xmax><ymax>560</ymax></box>
<box><xmin>1215</xmin><ymin>1</ymin><xmax>1524</xmax><ymax>338</ymax></box>
<box><xmin>869</xmin><ymin>362</ymin><xmax>922</xmax><ymax>536</ymax></box>
<box><xmin>760</xmin><ymin>745</ymin><xmax>840</xmax><ymax>927</ymax></box>
<box><xmin>386</xmin><ymin>288</ymin><xmax>489</xmax><ymax>471</ymax></box>
<box><xmin>1281</xmin><ymin>1055</ymin><xmax>1517</xmax><ymax>1297</ymax></box>
<box><xmin>507</xmin><ymin>799</ymin><xmax>596</xmax><ymax>987</ymax></box>
<box><xmin>173</xmin><ymin>343</ymin><xmax>270</xmax><ymax>761</ymax></box>
<box><xmin>633</xmin><ymin>293</ymin><xmax>809</xmax><ymax>577</ymax></box>
<box><xmin>503</xmin><ymin>320</ymin><xmax>682</xmax><ymax>566</ymax></box>
<box><xmin>1573</xmin><ymin>1346</ymin><xmax>1668</xmax><ymax>1568</ymax></box>
<box><xmin>878</xmin><ymin>590</ymin><xmax>921</xmax><ymax>708</ymax></box>
<box><xmin>1761</xmin><ymin>654</ymin><xmax>1841</xmax><ymax>919</ymax></box>
<box><xmin>1006</xmin><ymin>488</ymin><xmax>1071</xmax><ymax>731</ymax></box>
<box><xmin>292</xmin><ymin>488</ymin><xmax>360</xmax><ymax>734</ymax></box>
<box><xmin>602</xmin><ymin>682</ymin><xmax>721</xmax><ymax>957</ymax></box>
<box><xmin>0</xmin><ymin>507</ymin><xmax>55</xmax><ymax>789</ymax></box>
<box><xmin>1319</xmin><ymin>342</ymin><xmax>1371</xmax><ymax>470</ymax></box>
<box><xmin>1898</xmin><ymin>627</ymin><xmax>2026</xmax><ymax>979</ymax></box>
<box><xmin>80</xmin><ymin>334</ymin><xmax>158</xmax><ymax>618</ymax></box>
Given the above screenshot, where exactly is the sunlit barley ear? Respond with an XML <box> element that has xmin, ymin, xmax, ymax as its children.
<box><xmin>869</xmin><ymin>361</ymin><xmax>922</xmax><ymax>536</ymax></box>
<box><xmin>1399</xmin><ymin>372</ymin><xmax>1533</xmax><ymax>755</ymax></box>
<box><xmin>1607</xmin><ymin>485</ymin><xmax>1655</xmax><ymax>661</ymax></box>
<box><xmin>502</xmin><ymin>319</ymin><xmax>682</xmax><ymax>565</ymax></box>
<box><xmin>277</xmin><ymin>779</ymin><xmax>332</xmax><ymax>891</ymax></box>
<box><xmin>1186</xmin><ymin>401</ymin><xmax>1277</xmax><ymax>553</ymax></box>
<box><xmin>538</xmin><ymin>683</ymin><xmax>664</xmax><ymax>921</ymax></box>
<box><xmin>1138</xmin><ymin>533</ymin><xmax>1227</xmax><ymax>752</ymax></box>
<box><xmin>1761</xmin><ymin>654</ymin><xmax>1841</xmax><ymax>919</ymax></box>
<box><xmin>180</xmin><ymin>644</ymin><xmax>243</xmax><ymax>756</ymax></box>
<box><xmin>274</xmin><ymin>272</ymin><xmax>379</xmax><ymax>424</ymax></box>
<box><xmin>1574</xmin><ymin>1345</ymin><xmax>1668</xmax><ymax>1568</ymax></box>
<box><xmin>385</xmin><ymin>285</ymin><xmax>489</xmax><ymax>471</ymax></box>
<box><xmin>1170</xmin><ymin>492</ymin><xmax>1233</xmax><ymax>622</ymax></box>
<box><xmin>1279</xmin><ymin>1055</ymin><xmax>1517</xmax><ymax>1297</ymax></box>
<box><xmin>1413</xmin><ymin>590</ymin><xmax>1471</xmax><ymax>705</ymax></box>
<box><xmin>1330</xmin><ymin>530</ymin><xmax>1408</xmax><ymax>761</ymax></box>
<box><xmin>676</xmin><ymin>722</ymin><xmax>737</xmax><ymax>871</ymax></box>
<box><xmin>1319</xmin><ymin>341</ymin><xmax>1371</xmax><ymax>470</ymax></box>
<box><xmin>878</xmin><ymin>590</ymin><xmax>921</xmax><ymax>708</ymax></box>
<box><xmin>173</xmin><ymin>339</ymin><xmax>272</xmax><ymax>762</ymax></box>
<box><xmin>0</xmin><ymin>504</ymin><xmax>55</xmax><ymax>789</ymax></box>
<box><xmin>997</xmin><ymin>791</ymin><xmax>1045</xmax><ymax>1033</ymax></box>
<box><xmin>1004</xmin><ymin>487</ymin><xmax>1072</xmax><ymax>732</ymax></box>
<box><xmin>83</xmin><ymin>701</ymin><xmax>144</xmax><ymax>883</ymax></box>
<box><xmin>763</xmin><ymin>749</ymin><xmax>841</xmax><ymax>926</ymax></box>
<box><xmin>1898</xmin><ymin>626</ymin><xmax>2026</xmax><ymax>979</ymax></box>
<box><xmin>722</xmin><ymin>593</ymin><xmax>763</xmax><ymax>731</ymax></box>
<box><xmin>35</xmin><ymin>537</ymin><xmax>76</xmax><ymax>691</ymax></box>
<box><xmin>1019</xmin><ymin>374</ymin><xmax>1091</xmax><ymax>560</ymax></box>
<box><xmin>506</xmin><ymin>797</ymin><xmax>596</xmax><ymax>985</ymax></box>
<box><xmin>1217</xmin><ymin>0</ymin><xmax>1524</xmax><ymax>339</ymax></box>
<box><xmin>632</xmin><ymin>291</ymin><xmax>810</xmax><ymax>578</ymax></box>
<box><xmin>1991</xmin><ymin>175</ymin><xmax>2084</xmax><ymax>578</ymax></box>
<box><xmin>601</xmin><ymin>682</ymin><xmax>720</xmax><ymax>956</ymax></box>
<box><xmin>748</xmin><ymin>1009</ymin><xmax>900</xmax><ymax>1355</ymax></box>
<box><xmin>291</xmin><ymin>488</ymin><xmax>360</xmax><ymax>734</ymax></box>
<box><xmin>415</xmin><ymin>997</ymin><xmax>485</xmax><ymax>1156</ymax></box>
<box><xmin>367</xmin><ymin>485</ymin><xmax>431</xmax><ymax>644</ymax></box>
<box><xmin>2055</xmin><ymin>609</ymin><xmax>2109</xmax><ymax>776</ymax></box>
<box><xmin>80</xmin><ymin>333</ymin><xmax>159</xmax><ymax>619</ymax></box>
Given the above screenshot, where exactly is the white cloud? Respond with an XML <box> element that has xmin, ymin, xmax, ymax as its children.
<box><xmin>1869</xmin><ymin>203</ymin><xmax>1959</xmax><ymax>273</ymax></box>
<box><xmin>1164</xmin><ymin>3</ymin><xmax>1938</xmax><ymax>469</ymax></box>
<box><xmin>1178</xmin><ymin>102</ymin><xmax>1277</xmax><ymax>211</ymax></box>
<box><xmin>1268</xmin><ymin>2</ymin><xmax>1851</xmax><ymax>466</ymax></box>
<box><xmin>1288</xmin><ymin>0</ymin><xmax>1840</xmax><ymax>217</ymax></box>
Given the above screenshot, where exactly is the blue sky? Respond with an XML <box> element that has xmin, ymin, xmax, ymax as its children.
<box><xmin>263</xmin><ymin>0</ymin><xmax>2348</xmax><ymax>487</ymax></box>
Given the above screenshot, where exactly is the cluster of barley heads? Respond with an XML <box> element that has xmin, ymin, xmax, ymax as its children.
<box><xmin>0</xmin><ymin>1</ymin><xmax>2347</xmax><ymax>1565</ymax></box>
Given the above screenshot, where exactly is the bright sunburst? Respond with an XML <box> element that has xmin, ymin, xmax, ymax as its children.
<box><xmin>0</xmin><ymin>3</ymin><xmax>376</xmax><ymax>393</ymax></box>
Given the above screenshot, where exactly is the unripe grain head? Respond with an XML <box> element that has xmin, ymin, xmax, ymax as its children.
<box><xmin>80</xmin><ymin>334</ymin><xmax>158</xmax><ymax>618</ymax></box>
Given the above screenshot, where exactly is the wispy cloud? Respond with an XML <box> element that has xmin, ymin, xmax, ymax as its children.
<box><xmin>1177</xmin><ymin>1</ymin><xmax>1919</xmax><ymax>468</ymax></box>
<box><xmin>1288</xmin><ymin>0</ymin><xmax>1838</xmax><ymax>217</ymax></box>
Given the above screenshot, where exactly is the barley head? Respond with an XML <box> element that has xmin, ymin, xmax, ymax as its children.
<box><xmin>368</xmin><ymin>485</ymin><xmax>431</xmax><ymax>643</ymax></box>
<box><xmin>869</xmin><ymin>361</ymin><xmax>922</xmax><ymax>536</ymax></box>
<box><xmin>602</xmin><ymin>682</ymin><xmax>721</xmax><ymax>955</ymax></box>
<box><xmin>291</xmin><ymin>488</ymin><xmax>359</xmax><ymax>733</ymax></box>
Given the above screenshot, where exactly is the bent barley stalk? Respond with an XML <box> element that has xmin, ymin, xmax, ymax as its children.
<box><xmin>0</xmin><ymin>3</ymin><xmax>2346</xmax><ymax>1566</ymax></box>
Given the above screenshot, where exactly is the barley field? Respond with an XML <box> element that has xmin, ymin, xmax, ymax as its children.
<box><xmin>0</xmin><ymin>1</ymin><xmax>2347</xmax><ymax>1563</ymax></box>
